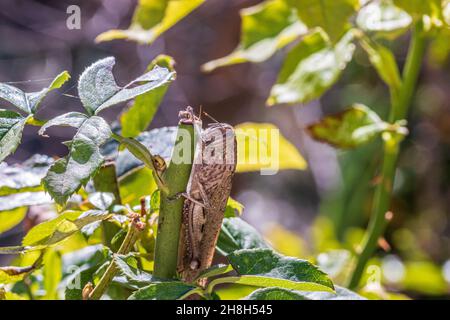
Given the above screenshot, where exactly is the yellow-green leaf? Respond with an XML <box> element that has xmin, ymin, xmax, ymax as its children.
<box><xmin>307</xmin><ymin>104</ymin><xmax>387</xmax><ymax>149</ymax></box>
<box><xmin>267</xmin><ymin>30</ymin><xmax>355</xmax><ymax>106</ymax></box>
<box><xmin>120</xmin><ymin>55</ymin><xmax>175</xmax><ymax>137</ymax></box>
<box><xmin>289</xmin><ymin>0</ymin><xmax>360</xmax><ymax>42</ymax></box>
<box><xmin>202</xmin><ymin>0</ymin><xmax>306</xmax><ymax>71</ymax></box>
<box><xmin>0</xmin><ymin>207</ymin><xmax>27</xmax><ymax>235</ymax></box>
<box><xmin>358</xmin><ymin>35</ymin><xmax>402</xmax><ymax>93</ymax></box>
<box><xmin>22</xmin><ymin>210</ymin><xmax>110</xmax><ymax>247</ymax></box>
<box><xmin>96</xmin><ymin>0</ymin><xmax>205</xmax><ymax>44</ymax></box>
<box><xmin>235</xmin><ymin>122</ymin><xmax>306</xmax><ymax>174</ymax></box>
<box><xmin>356</xmin><ymin>0</ymin><xmax>412</xmax><ymax>39</ymax></box>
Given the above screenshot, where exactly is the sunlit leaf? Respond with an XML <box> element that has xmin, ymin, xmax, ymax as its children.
<box><xmin>78</xmin><ymin>57</ymin><xmax>175</xmax><ymax>115</ymax></box>
<box><xmin>224</xmin><ymin>197</ymin><xmax>244</xmax><ymax>218</ymax></box>
<box><xmin>116</xmin><ymin>127</ymin><xmax>177</xmax><ymax>178</ymax></box>
<box><xmin>307</xmin><ymin>104</ymin><xmax>387</xmax><ymax>149</ymax></box>
<box><xmin>0</xmin><ymin>71</ymin><xmax>70</xmax><ymax>114</ymax></box>
<box><xmin>356</xmin><ymin>0</ymin><xmax>412</xmax><ymax>38</ymax></box>
<box><xmin>402</xmin><ymin>260</ymin><xmax>448</xmax><ymax>296</ymax></box>
<box><xmin>119</xmin><ymin>167</ymin><xmax>157</xmax><ymax>206</ymax></box>
<box><xmin>227</xmin><ymin>248</ymin><xmax>334</xmax><ymax>292</ymax></box>
<box><xmin>88</xmin><ymin>192</ymin><xmax>115</xmax><ymax>211</ymax></box>
<box><xmin>299</xmin><ymin>285</ymin><xmax>365</xmax><ymax>300</ymax></box>
<box><xmin>244</xmin><ymin>287</ymin><xmax>309</xmax><ymax>300</ymax></box>
<box><xmin>128</xmin><ymin>281</ymin><xmax>197</xmax><ymax>300</ymax></box>
<box><xmin>245</xmin><ymin>285</ymin><xmax>364</xmax><ymax>300</ymax></box>
<box><xmin>114</xmin><ymin>254</ymin><xmax>153</xmax><ymax>285</ymax></box>
<box><xmin>0</xmin><ymin>207</ymin><xmax>27</xmax><ymax>235</ymax></box>
<box><xmin>0</xmin><ymin>110</ymin><xmax>30</xmax><ymax>163</ymax></box>
<box><xmin>235</xmin><ymin>122</ymin><xmax>306</xmax><ymax>174</ymax></box>
<box><xmin>43</xmin><ymin>116</ymin><xmax>112</xmax><ymax>205</ymax></box>
<box><xmin>267</xmin><ymin>30</ymin><xmax>355</xmax><ymax>106</ymax></box>
<box><xmin>121</xmin><ymin>55</ymin><xmax>175</xmax><ymax>138</ymax></box>
<box><xmin>38</xmin><ymin>112</ymin><xmax>88</xmax><ymax>137</ymax></box>
<box><xmin>96</xmin><ymin>0</ymin><xmax>205</xmax><ymax>45</ymax></box>
<box><xmin>393</xmin><ymin>0</ymin><xmax>443</xmax><ymax>20</ymax></box>
<box><xmin>194</xmin><ymin>264</ymin><xmax>233</xmax><ymax>281</ymax></box>
<box><xmin>202</xmin><ymin>0</ymin><xmax>306</xmax><ymax>71</ymax></box>
<box><xmin>289</xmin><ymin>0</ymin><xmax>360</xmax><ymax>42</ymax></box>
<box><xmin>0</xmin><ymin>265</ymin><xmax>36</xmax><ymax>284</ymax></box>
<box><xmin>22</xmin><ymin>210</ymin><xmax>110</xmax><ymax>247</ymax></box>
<box><xmin>0</xmin><ymin>154</ymin><xmax>53</xmax><ymax>196</ymax></box>
<box><xmin>217</xmin><ymin>217</ymin><xmax>271</xmax><ymax>256</ymax></box>
<box><xmin>358</xmin><ymin>35</ymin><xmax>402</xmax><ymax>92</ymax></box>
<box><xmin>43</xmin><ymin>249</ymin><xmax>62</xmax><ymax>299</ymax></box>
<box><xmin>0</xmin><ymin>192</ymin><xmax>53</xmax><ymax>212</ymax></box>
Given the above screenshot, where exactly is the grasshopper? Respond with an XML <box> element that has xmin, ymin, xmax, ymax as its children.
<box><xmin>177</xmin><ymin>108</ymin><xmax>237</xmax><ymax>284</ymax></box>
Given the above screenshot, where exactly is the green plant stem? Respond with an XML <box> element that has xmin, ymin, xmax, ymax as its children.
<box><xmin>93</xmin><ymin>162</ymin><xmax>122</xmax><ymax>248</ymax></box>
<box><xmin>88</xmin><ymin>222</ymin><xmax>141</xmax><ymax>300</ymax></box>
<box><xmin>348</xmin><ymin>23</ymin><xmax>426</xmax><ymax>289</ymax></box>
<box><xmin>153</xmin><ymin>123</ymin><xmax>195</xmax><ymax>279</ymax></box>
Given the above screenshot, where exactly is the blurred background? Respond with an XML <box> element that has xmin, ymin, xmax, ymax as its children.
<box><xmin>0</xmin><ymin>0</ymin><xmax>449</xmax><ymax>298</ymax></box>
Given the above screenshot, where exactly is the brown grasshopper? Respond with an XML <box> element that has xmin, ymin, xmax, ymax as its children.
<box><xmin>177</xmin><ymin>108</ymin><xmax>237</xmax><ymax>284</ymax></box>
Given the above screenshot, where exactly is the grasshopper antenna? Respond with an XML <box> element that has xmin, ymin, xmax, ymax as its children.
<box><xmin>198</xmin><ymin>105</ymin><xmax>203</xmax><ymax>121</ymax></box>
<box><xmin>203</xmin><ymin>111</ymin><xmax>219</xmax><ymax>124</ymax></box>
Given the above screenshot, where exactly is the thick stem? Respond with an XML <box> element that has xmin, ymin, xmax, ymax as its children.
<box><xmin>348</xmin><ymin>23</ymin><xmax>426</xmax><ymax>289</ymax></box>
<box><xmin>93</xmin><ymin>162</ymin><xmax>122</xmax><ymax>248</ymax></box>
<box><xmin>153</xmin><ymin>123</ymin><xmax>196</xmax><ymax>279</ymax></box>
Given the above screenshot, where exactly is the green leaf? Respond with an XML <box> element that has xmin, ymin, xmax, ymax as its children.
<box><xmin>202</xmin><ymin>0</ymin><xmax>306</xmax><ymax>71</ymax></box>
<box><xmin>43</xmin><ymin>116</ymin><xmax>112</xmax><ymax>205</ymax></box>
<box><xmin>26</xmin><ymin>71</ymin><xmax>71</xmax><ymax>113</ymax></box>
<box><xmin>224</xmin><ymin>198</ymin><xmax>244</xmax><ymax>218</ymax></box>
<box><xmin>244</xmin><ymin>287</ymin><xmax>309</xmax><ymax>300</ymax></box>
<box><xmin>88</xmin><ymin>192</ymin><xmax>115</xmax><ymax>211</ymax></box>
<box><xmin>65</xmin><ymin>266</ymin><xmax>99</xmax><ymax>300</ymax></box>
<box><xmin>128</xmin><ymin>281</ymin><xmax>197</xmax><ymax>300</ymax></box>
<box><xmin>0</xmin><ymin>154</ymin><xmax>53</xmax><ymax>196</ymax></box>
<box><xmin>62</xmin><ymin>245</ymin><xmax>112</xmax><ymax>299</ymax></box>
<box><xmin>217</xmin><ymin>217</ymin><xmax>271</xmax><ymax>256</ymax></box>
<box><xmin>195</xmin><ymin>264</ymin><xmax>233</xmax><ymax>281</ymax></box>
<box><xmin>235</xmin><ymin>122</ymin><xmax>307</xmax><ymax>173</ymax></box>
<box><xmin>0</xmin><ymin>191</ymin><xmax>53</xmax><ymax>212</ymax></box>
<box><xmin>22</xmin><ymin>210</ymin><xmax>110</xmax><ymax>247</ymax></box>
<box><xmin>0</xmin><ymin>265</ymin><xmax>36</xmax><ymax>284</ymax></box>
<box><xmin>358</xmin><ymin>36</ymin><xmax>402</xmax><ymax>93</ymax></box>
<box><xmin>43</xmin><ymin>249</ymin><xmax>62</xmax><ymax>299</ymax></box>
<box><xmin>78</xmin><ymin>57</ymin><xmax>175</xmax><ymax>115</ymax></box>
<box><xmin>299</xmin><ymin>285</ymin><xmax>366</xmax><ymax>300</ymax></box>
<box><xmin>310</xmin><ymin>103</ymin><xmax>393</xmax><ymax>149</ymax></box>
<box><xmin>393</xmin><ymin>0</ymin><xmax>443</xmax><ymax>20</ymax></box>
<box><xmin>114</xmin><ymin>254</ymin><xmax>153</xmax><ymax>285</ymax></box>
<box><xmin>356</xmin><ymin>0</ymin><xmax>412</xmax><ymax>38</ymax></box>
<box><xmin>0</xmin><ymin>71</ymin><xmax>70</xmax><ymax>114</ymax></box>
<box><xmin>96</xmin><ymin>0</ymin><xmax>205</xmax><ymax>44</ymax></box>
<box><xmin>244</xmin><ymin>285</ymin><xmax>365</xmax><ymax>300</ymax></box>
<box><xmin>115</xmin><ymin>127</ymin><xmax>177</xmax><ymax>178</ymax></box>
<box><xmin>227</xmin><ymin>248</ymin><xmax>334</xmax><ymax>292</ymax></box>
<box><xmin>307</xmin><ymin>104</ymin><xmax>388</xmax><ymax>149</ymax></box>
<box><xmin>0</xmin><ymin>207</ymin><xmax>27</xmax><ymax>234</ymax></box>
<box><xmin>289</xmin><ymin>0</ymin><xmax>360</xmax><ymax>42</ymax></box>
<box><xmin>62</xmin><ymin>245</ymin><xmax>111</xmax><ymax>275</ymax></box>
<box><xmin>267</xmin><ymin>30</ymin><xmax>355</xmax><ymax>106</ymax></box>
<box><xmin>38</xmin><ymin>112</ymin><xmax>88</xmax><ymax>137</ymax></box>
<box><xmin>0</xmin><ymin>110</ymin><xmax>29</xmax><ymax>162</ymax></box>
<box><xmin>119</xmin><ymin>168</ymin><xmax>157</xmax><ymax>206</ymax></box>
<box><xmin>120</xmin><ymin>55</ymin><xmax>175</xmax><ymax>137</ymax></box>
